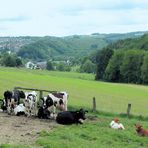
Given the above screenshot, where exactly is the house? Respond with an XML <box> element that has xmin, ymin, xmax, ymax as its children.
<box><xmin>36</xmin><ymin>61</ymin><xmax>47</xmax><ymax>69</ymax></box>
<box><xmin>25</xmin><ymin>61</ymin><xmax>36</xmax><ymax>69</ymax></box>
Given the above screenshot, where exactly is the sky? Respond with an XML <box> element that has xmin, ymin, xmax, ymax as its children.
<box><xmin>0</xmin><ymin>0</ymin><xmax>148</xmax><ymax>37</ymax></box>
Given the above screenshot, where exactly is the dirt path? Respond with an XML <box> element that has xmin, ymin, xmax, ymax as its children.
<box><xmin>0</xmin><ymin>111</ymin><xmax>57</xmax><ymax>145</ymax></box>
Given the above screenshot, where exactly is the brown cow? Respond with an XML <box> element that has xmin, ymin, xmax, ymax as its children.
<box><xmin>135</xmin><ymin>124</ymin><xmax>148</xmax><ymax>137</ymax></box>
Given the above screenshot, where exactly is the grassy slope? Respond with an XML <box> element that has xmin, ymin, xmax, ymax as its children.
<box><xmin>0</xmin><ymin>67</ymin><xmax>148</xmax><ymax>116</ymax></box>
<box><xmin>1</xmin><ymin>115</ymin><xmax>148</xmax><ymax>148</ymax></box>
<box><xmin>36</xmin><ymin>116</ymin><xmax>148</xmax><ymax>148</ymax></box>
<box><xmin>0</xmin><ymin>67</ymin><xmax>148</xmax><ymax>148</ymax></box>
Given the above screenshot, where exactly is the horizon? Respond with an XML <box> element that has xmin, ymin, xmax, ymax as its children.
<box><xmin>0</xmin><ymin>30</ymin><xmax>147</xmax><ymax>38</ymax></box>
<box><xmin>0</xmin><ymin>0</ymin><xmax>148</xmax><ymax>37</ymax></box>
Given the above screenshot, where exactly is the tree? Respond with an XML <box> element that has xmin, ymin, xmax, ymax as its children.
<box><xmin>56</xmin><ymin>62</ymin><xmax>71</xmax><ymax>72</ymax></box>
<box><xmin>16</xmin><ymin>57</ymin><xmax>23</xmax><ymax>67</ymax></box>
<box><xmin>104</xmin><ymin>50</ymin><xmax>124</xmax><ymax>82</ymax></box>
<box><xmin>95</xmin><ymin>48</ymin><xmax>114</xmax><ymax>80</ymax></box>
<box><xmin>80</xmin><ymin>59</ymin><xmax>96</xmax><ymax>73</ymax></box>
<box><xmin>1</xmin><ymin>53</ymin><xmax>23</xmax><ymax>67</ymax></box>
<box><xmin>141</xmin><ymin>53</ymin><xmax>148</xmax><ymax>84</ymax></box>
<box><xmin>1</xmin><ymin>53</ymin><xmax>16</xmax><ymax>67</ymax></box>
<box><xmin>120</xmin><ymin>50</ymin><xmax>144</xmax><ymax>83</ymax></box>
<box><xmin>46</xmin><ymin>61</ymin><xmax>54</xmax><ymax>70</ymax></box>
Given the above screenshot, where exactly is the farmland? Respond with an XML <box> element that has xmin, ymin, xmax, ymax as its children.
<box><xmin>0</xmin><ymin>67</ymin><xmax>147</xmax><ymax>116</ymax></box>
<box><xmin>0</xmin><ymin>67</ymin><xmax>148</xmax><ymax>148</ymax></box>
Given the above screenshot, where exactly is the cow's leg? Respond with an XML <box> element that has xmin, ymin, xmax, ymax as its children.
<box><xmin>7</xmin><ymin>101</ymin><xmax>11</xmax><ymax>115</ymax></box>
<box><xmin>65</xmin><ymin>101</ymin><xmax>67</xmax><ymax>111</ymax></box>
<box><xmin>4</xmin><ymin>98</ymin><xmax>8</xmax><ymax>108</ymax></box>
<box><xmin>53</xmin><ymin>106</ymin><xmax>57</xmax><ymax>119</ymax></box>
<box><xmin>17</xmin><ymin>97</ymin><xmax>20</xmax><ymax>105</ymax></box>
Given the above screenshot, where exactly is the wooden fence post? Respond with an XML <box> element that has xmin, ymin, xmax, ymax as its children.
<box><xmin>127</xmin><ymin>103</ymin><xmax>131</xmax><ymax>118</ymax></box>
<box><xmin>93</xmin><ymin>97</ymin><xmax>96</xmax><ymax>112</ymax></box>
<box><xmin>39</xmin><ymin>91</ymin><xmax>43</xmax><ymax>100</ymax></box>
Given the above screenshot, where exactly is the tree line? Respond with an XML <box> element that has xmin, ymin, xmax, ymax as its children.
<box><xmin>95</xmin><ymin>48</ymin><xmax>148</xmax><ymax>84</ymax></box>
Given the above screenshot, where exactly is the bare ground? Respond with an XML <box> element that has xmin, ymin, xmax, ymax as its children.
<box><xmin>0</xmin><ymin>111</ymin><xmax>57</xmax><ymax>146</ymax></box>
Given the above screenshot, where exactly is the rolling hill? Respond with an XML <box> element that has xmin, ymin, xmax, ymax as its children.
<box><xmin>0</xmin><ymin>31</ymin><xmax>147</xmax><ymax>61</ymax></box>
<box><xmin>105</xmin><ymin>33</ymin><xmax>148</xmax><ymax>51</ymax></box>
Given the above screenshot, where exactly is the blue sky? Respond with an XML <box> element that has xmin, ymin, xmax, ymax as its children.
<box><xmin>0</xmin><ymin>0</ymin><xmax>148</xmax><ymax>36</ymax></box>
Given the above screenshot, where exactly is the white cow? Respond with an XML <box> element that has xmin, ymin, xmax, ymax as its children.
<box><xmin>109</xmin><ymin>118</ymin><xmax>125</xmax><ymax>130</ymax></box>
<box><xmin>24</xmin><ymin>91</ymin><xmax>38</xmax><ymax>117</ymax></box>
<box><xmin>14</xmin><ymin>104</ymin><xmax>25</xmax><ymax>116</ymax></box>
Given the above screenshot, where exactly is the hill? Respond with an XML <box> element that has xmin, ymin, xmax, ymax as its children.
<box><xmin>0</xmin><ymin>31</ymin><xmax>147</xmax><ymax>61</ymax></box>
<box><xmin>106</xmin><ymin>33</ymin><xmax>148</xmax><ymax>51</ymax></box>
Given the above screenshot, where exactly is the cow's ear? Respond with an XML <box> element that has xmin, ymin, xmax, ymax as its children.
<box><xmin>40</xmin><ymin>98</ymin><xmax>44</xmax><ymax>101</ymax></box>
<box><xmin>79</xmin><ymin>108</ymin><xmax>83</xmax><ymax>112</ymax></box>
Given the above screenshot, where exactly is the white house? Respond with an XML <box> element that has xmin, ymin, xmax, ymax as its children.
<box><xmin>25</xmin><ymin>61</ymin><xmax>36</xmax><ymax>69</ymax></box>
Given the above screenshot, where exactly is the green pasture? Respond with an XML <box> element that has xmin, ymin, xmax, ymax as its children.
<box><xmin>0</xmin><ymin>67</ymin><xmax>148</xmax><ymax>148</ymax></box>
<box><xmin>36</xmin><ymin>116</ymin><xmax>148</xmax><ymax>148</ymax></box>
<box><xmin>0</xmin><ymin>67</ymin><xmax>148</xmax><ymax>116</ymax></box>
<box><xmin>1</xmin><ymin>115</ymin><xmax>148</xmax><ymax>148</ymax></box>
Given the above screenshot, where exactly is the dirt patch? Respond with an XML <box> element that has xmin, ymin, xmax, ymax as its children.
<box><xmin>0</xmin><ymin>111</ymin><xmax>57</xmax><ymax>145</ymax></box>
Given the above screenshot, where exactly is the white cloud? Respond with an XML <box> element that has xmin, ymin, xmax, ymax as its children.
<box><xmin>0</xmin><ymin>0</ymin><xmax>148</xmax><ymax>36</ymax></box>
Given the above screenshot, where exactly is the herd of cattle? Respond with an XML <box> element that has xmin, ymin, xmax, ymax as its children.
<box><xmin>1</xmin><ymin>89</ymin><xmax>88</xmax><ymax>125</ymax></box>
<box><xmin>0</xmin><ymin>89</ymin><xmax>148</xmax><ymax>137</ymax></box>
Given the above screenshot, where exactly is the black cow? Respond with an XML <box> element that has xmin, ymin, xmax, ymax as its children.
<box><xmin>37</xmin><ymin>106</ymin><xmax>51</xmax><ymax>119</ymax></box>
<box><xmin>56</xmin><ymin>108</ymin><xmax>88</xmax><ymax>125</ymax></box>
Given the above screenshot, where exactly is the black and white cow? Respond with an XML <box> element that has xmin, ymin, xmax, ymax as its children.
<box><xmin>56</xmin><ymin>108</ymin><xmax>88</xmax><ymax>125</ymax></box>
<box><xmin>2</xmin><ymin>90</ymin><xmax>25</xmax><ymax>114</ymax></box>
<box><xmin>37</xmin><ymin>91</ymin><xmax>68</xmax><ymax>119</ymax></box>
<box><xmin>24</xmin><ymin>91</ymin><xmax>38</xmax><ymax>117</ymax></box>
<box><xmin>37</xmin><ymin>106</ymin><xmax>51</xmax><ymax>119</ymax></box>
<box><xmin>48</xmin><ymin>91</ymin><xmax>68</xmax><ymax>111</ymax></box>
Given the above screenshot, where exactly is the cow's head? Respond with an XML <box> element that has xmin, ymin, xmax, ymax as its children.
<box><xmin>4</xmin><ymin>90</ymin><xmax>13</xmax><ymax>99</ymax></box>
<box><xmin>135</xmin><ymin>124</ymin><xmax>143</xmax><ymax>132</ymax></box>
<box><xmin>42</xmin><ymin>96</ymin><xmax>54</xmax><ymax>108</ymax></box>
<box><xmin>19</xmin><ymin>90</ymin><xmax>26</xmax><ymax>98</ymax></box>
<box><xmin>76</xmin><ymin>108</ymin><xmax>88</xmax><ymax>123</ymax></box>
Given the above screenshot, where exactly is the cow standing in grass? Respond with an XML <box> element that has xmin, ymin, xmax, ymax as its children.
<box><xmin>38</xmin><ymin>91</ymin><xmax>68</xmax><ymax>119</ymax></box>
<box><xmin>24</xmin><ymin>91</ymin><xmax>38</xmax><ymax>117</ymax></box>
<box><xmin>2</xmin><ymin>90</ymin><xmax>25</xmax><ymax>114</ymax></box>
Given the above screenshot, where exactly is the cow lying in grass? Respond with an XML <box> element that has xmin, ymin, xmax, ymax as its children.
<box><xmin>135</xmin><ymin>124</ymin><xmax>148</xmax><ymax>137</ymax></box>
<box><xmin>109</xmin><ymin>118</ymin><xmax>125</xmax><ymax>130</ymax></box>
<box><xmin>37</xmin><ymin>104</ymin><xmax>51</xmax><ymax>119</ymax></box>
<box><xmin>38</xmin><ymin>91</ymin><xmax>68</xmax><ymax>119</ymax></box>
<box><xmin>14</xmin><ymin>103</ymin><xmax>25</xmax><ymax>116</ymax></box>
<box><xmin>56</xmin><ymin>108</ymin><xmax>88</xmax><ymax>125</ymax></box>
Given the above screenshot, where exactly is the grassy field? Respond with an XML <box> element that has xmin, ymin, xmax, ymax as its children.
<box><xmin>36</xmin><ymin>116</ymin><xmax>148</xmax><ymax>148</ymax></box>
<box><xmin>0</xmin><ymin>67</ymin><xmax>148</xmax><ymax>148</ymax></box>
<box><xmin>0</xmin><ymin>67</ymin><xmax>147</xmax><ymax>116</ymax></box>
<box><xmin>1</xmin><ymin>115</ymin><xmax>148</xmax><ymax>148</ymax></box>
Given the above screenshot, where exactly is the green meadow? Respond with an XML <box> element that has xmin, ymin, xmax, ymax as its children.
<box><xmin>0</xmin><ymin>67</ymin><xmax>147</xmax><ymax>116</ymax></box>
<box><xmin>0</xmin><ymin>67</ymin><xmax>148</xmax><ymax>148</ymax></box>
<box><xmin>1</xmin><ymin>115</ymin><xmax>148</xmax><ymax>148</ymax></box>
